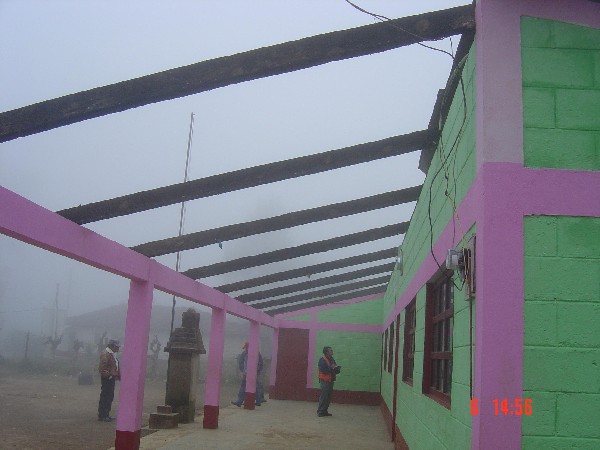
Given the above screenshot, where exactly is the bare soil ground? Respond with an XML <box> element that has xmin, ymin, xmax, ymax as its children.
<box><xmin>0</xmin><ymin>372</ymin><xmax>239</xmax><ymax>450</ymax></box>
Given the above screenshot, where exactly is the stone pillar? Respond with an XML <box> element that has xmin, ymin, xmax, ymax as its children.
<box><xmin>164</xmin><ymin>308</ymin><xmax>206</xmax><ymax>423</ymax></box>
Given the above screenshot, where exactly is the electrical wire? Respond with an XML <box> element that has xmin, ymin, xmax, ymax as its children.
<box><xmin>343</xmin><ymin>0</ymin><xmax>456</xmax><ymax>59</ymax></box>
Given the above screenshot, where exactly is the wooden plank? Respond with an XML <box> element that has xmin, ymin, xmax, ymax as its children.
<box><xmin>0</xmin><ymin>5</ymin><xmax>474</xmax><ymax>143</ymax></box>
<box><xmin>251</xmin><ymin>275</ymin><xmax>390</xmax><ymax>310</ymax></box>
<box><xmin>215</xmin><ymin>248</ymin><xmax>396</xmax><ymax>293</ymax></box>
<box><xmin>265</xmin><ymin>285</ymin><xmax>387</xmax><ymax>315</ymax></box>
<box><xmin>237</xmin><ymin>262</ymin><xmax>395</xmax><ymax>303</ymax></box>
<box><xmin>131</xmin><ymin>186</ymin><xmax>421</xmax><ymax>257</ymax></box>
<box><xmin>183</xmin><ymin>222</ymin><xmax>408</xmax><ymax>279</ymax></box>
<box><xmin>57</xmin><ymin>130</ymin><xmax>434</xmax><ymax>224</ymax></box>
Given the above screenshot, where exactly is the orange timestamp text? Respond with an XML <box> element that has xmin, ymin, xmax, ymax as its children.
<box><xmin>470</xmin><ymin>398</ymin><xmax>532</xmax><ymax>416</ymax></box>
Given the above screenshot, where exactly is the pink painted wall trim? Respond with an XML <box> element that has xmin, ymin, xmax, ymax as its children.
<box><xmin>0</xmin><ymin>185</ymin><xmax>276</xmax><ymax>328</ymax></box>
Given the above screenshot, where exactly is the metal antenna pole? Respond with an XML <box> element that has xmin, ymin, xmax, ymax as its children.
<box><xmin>170</xmin><ymin>112</ymin><xmax>195</xmax><ymax>336</ymax></box>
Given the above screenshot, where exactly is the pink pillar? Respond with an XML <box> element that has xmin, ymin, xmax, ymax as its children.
<box><xmin>305</xmin><ymin>312</ymin><xmax>317</xmax><ymax>388</ymax></box>
<box><xmin>269</xmin><ymin>327</ymin><xmax>279</xmax><ymax>392</ymax></box>
<box><xmin>203</xmin><ymin>307</ymin><xmax>226</xmax><ymax>429</ymax></box>
<box><xmin>115</xmin><ymin>278</ymin><xmax>154</xmax><ymax>450</ymax></box>
<box><xmin>244</xmin><ymin>320</ymin><xmax>260</xmax><ymax>410</ymax></box>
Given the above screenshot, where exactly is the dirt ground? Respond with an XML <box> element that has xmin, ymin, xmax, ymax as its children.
<box><xmin>0</xmin><ymin>372</ymin><xmax>239</xmax><ymax>450</ymax></box>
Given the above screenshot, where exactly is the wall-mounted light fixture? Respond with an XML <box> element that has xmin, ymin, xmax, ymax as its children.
<box><xmin>394</xmin><ymin>246</ymin><xmax>403</xmax><ymax>275</ymax></box>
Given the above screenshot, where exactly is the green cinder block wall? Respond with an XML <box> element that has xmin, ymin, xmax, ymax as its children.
<box><xmin>522</xmin><ymin>17</ymin><xmax>600</xmax><ymax>171</ymax></box>
<box><xmin>380</xmin><ymin>44</ymin><xmax>477</xmax><ymax>449</ymax></box>
<box><xmin>521</xmin><ymin>17</ymin><xmax>600</xmax><ymax>450</ymax></box>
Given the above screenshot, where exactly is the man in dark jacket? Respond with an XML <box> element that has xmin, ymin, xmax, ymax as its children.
<box><xmin>232</xmin><ymin>342</ymin><xmax>265</xmax><ymax>407</ymax></box>
<box><xmin>98</xmin><ymin>339</ymin><xmax>120</xmax><ymax>422</ymax></box>
<box><xmin>317</xmin><ymin>346</ymin><xmax>340</xmax><ymax>417</ymax></box>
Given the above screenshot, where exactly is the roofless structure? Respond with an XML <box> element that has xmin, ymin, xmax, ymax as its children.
<box><xmin>2</xmin><ymin>1</ymin><xmax>599</xmax><ymax>449</ymax></box>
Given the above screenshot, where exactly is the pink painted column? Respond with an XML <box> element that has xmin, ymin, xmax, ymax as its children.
<box><xmin>305</xmin><ymin>312</ymin><xmax>317</xmax><ymax>388</ymax></box>
<box><xmin>115</xmin><ymin>278</ymin><xmax>154</xmax><ymax>450</ymax></box>
<box><xmin>269</xmin><ymin>327</ymin><xmax>280</xmax><ymax>392</ymax></box>
<box><xmin>474</xmin><ymin>1</ymin><xmax>524</xmax><ymax>448</ymax></box>
<box><xmin>203</xmin><ymin>307</ymin><xmax>226</xmax><ymax>429</ymax></box>
<box><xmin>244</xmin><ymin>320</ymin><xmax>260</xmax><ymax>410</ymax></box>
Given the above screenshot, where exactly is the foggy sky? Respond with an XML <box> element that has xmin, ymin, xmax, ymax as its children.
<box><xmin>0</xmin><ymin>0</ymin><xmax>466</xmax><ymax>334</ymax></box>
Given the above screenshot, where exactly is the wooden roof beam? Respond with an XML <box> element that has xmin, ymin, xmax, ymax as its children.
<box><xmin>250</xmin><ymin>275</ymin><xmax>390</xmax><ymax>310</ymax></box>
<box><xmin>131</xmin><ymin>185</ymin><xmax>421</xmax><ymax>257</ymax></box>
<box><xmin>183</xmin><ymin>222</ymin><xmax>408</xmax><ymax>279</ymax></box>
<box><xmin>215</xmin><ymin>247</ymin><xmax>396</xmax><ymax>293</ymax></box>
<box><xmin>0</xmin><ymin>5</ymin><xmax>474</xmax><ymax>143</ymax></box>
<box><xmin>57</xmin><ymin>130</ymin><xmax>434</xmax><ymax>224</ymax></box>
<box><xmin>265</xmin><ymin>285</ymin><xmax>387</xmax><ymax>316</ymax></box>
<box><xmin>237</xmin><ymin>262</ymin><xmax>394</xmax><ymax>303</ymax></box>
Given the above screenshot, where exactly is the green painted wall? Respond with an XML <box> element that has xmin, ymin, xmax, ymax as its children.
<box><xmin>523</xmin><ymin>216</ymin><xmax>600</xmax><ymax>449</ymax></box>
<box><xmin>380</xmin><ymin>44</ymin><xmax>477</xmax><ymax>449</ymax></box>
<box><xmin>314</xmin><ymin>298</ymin><xmax>384</xmax><ymax>392</ymax></box>
<box><xmin>522</xmin><ymin>18</ymin><xmax>600</xmax><ymax>448</ymax></box>
<box><xmin>522</xmin><ymin>17</ymin><xmax>600</xmax><ymax>170</ymax></box>
<box><xmin>318</xmin><ymin>297</ymin><xmax>383</xmax><ymax>325</ymax></box>
<box><xmin>313</xmin><ymin>329</ymin><xmax>381</xmax><ymax>391</ymax></box>
<box><xmin>383</xmin><ymin>46</ymin><xmax>477</xmax><ymax>322</ymax></box>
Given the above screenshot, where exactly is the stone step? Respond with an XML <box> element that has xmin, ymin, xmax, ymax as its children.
<box><xmin>149</xmin><ymin>412</ymin><xmax>179</xmax><ymax>429</ymax></box>
<box><xmin>156</xmin><ymin>405</ymin><xmax>173</xmax><ymax>414</ymax></box>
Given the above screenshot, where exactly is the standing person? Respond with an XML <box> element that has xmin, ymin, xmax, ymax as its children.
<box><xmin>317</xmin><ymin>346</ymin><xmax>340</xmax><ymax>417</ymax></box>
<box><xmin>232</xmin><ymin>342</ymin><xmax>264</xmax><ymax>407</ymax></box>
<box><xmin>98</xmin><ymin>339</ymin><xmax>120</xmax><ymax>422</ymax></box>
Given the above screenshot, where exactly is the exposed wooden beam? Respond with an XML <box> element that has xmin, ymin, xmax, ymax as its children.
<box><xmin>265</xmin><ymin>285</ymin><xmax>387</xmax><ymax>316</ymax></box>
<box><xmin>131</xmin><ymin>186</ymin><xmax>421</xmax><ymax>257</ymax></box>
<box><xmin>250</xmin><ymin>275</ymin><xmax>390</xmax><ymax>310</ymax></box>
<box><xmin>183</xmin><ymin>222</ymin><xmax>408</xmax><ymax>279</ymax></box>
<box><xmin>57</xmin><ymin>130</ymin><xmax>434</xmax><ymax>224</ymax></box>
<box><xmin>237</xmin><ymin>262</ymin><xmax>394</xmax><ymax>303</ymax></box>
<box><xmin>215</xmin><ymin>247</ymin><xmax>396</xmax><ymax>293</ymax></box>
<box><xmin>0</xmin><ymin>5</ymin><xmax>474</xmax><ymax>143</ymax></box>
<box><xmin>419</xmin><ymin>30</ymin><xmax>475</xmax><ymax>173</ymax></box>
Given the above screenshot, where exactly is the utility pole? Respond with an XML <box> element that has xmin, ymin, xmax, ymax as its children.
<box><xmin>170</xmin><ymin>112</ymin><xmax>195</xmax><ymax>336</ymax></box>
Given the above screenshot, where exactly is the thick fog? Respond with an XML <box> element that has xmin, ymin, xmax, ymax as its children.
<box><xmin>0</xmin><ymin>0</ymin><xmax>466</xmax><ymax>353</ymax></box>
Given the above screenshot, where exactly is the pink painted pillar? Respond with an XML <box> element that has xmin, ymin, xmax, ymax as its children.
<box><xmin>473</xmin><ymin>1</ymin><xmax>524</xmax><ymax>448</ymax></box>
<box><xmin>269</xmin><ymin>327</ymin><xmax>279</xmax><ymax>393</ymax></box>
<box><xmin>305</xmin><ymin>312</ymin><xmax>317</xmax><ymax>388</ymax></box>
<box><xmin>115</xmin><ymin>278</ymin><xmax>154</xmax><ymax>450</ymax></box>
<box><xmin>244</xmin><ymin>320</ymin><xmax>260</xmax><ymax>410</ymax></box>
<box><xmin>203</xmin><ymin>307</ymin><xmax>226</xmax><ymax>429</ymax></box>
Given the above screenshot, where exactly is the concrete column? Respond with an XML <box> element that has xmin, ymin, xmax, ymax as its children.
<box><xmin>244</xmin><ymin>320</ymin><xmax>260</xmax><ymax>410</ymax></box>
<box><xmin>269</xmin><ymin>327</ymin><xmax>279</xmax><ymax>392</ymax></box>
<box><xmin>203</xmin><ymin>307</ymin><xmax>226</xmax><ymax>429</ymax></box>
<box><xmin>115</xmin><ymin>278</ymin><xmax>154</xmax><ymax>450</ymax></box>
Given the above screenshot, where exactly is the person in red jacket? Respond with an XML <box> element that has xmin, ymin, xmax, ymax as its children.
<box><xmin>317</xmin><ymin>346</ymin><xmax>340</xmax><ymax>417</ymax></box>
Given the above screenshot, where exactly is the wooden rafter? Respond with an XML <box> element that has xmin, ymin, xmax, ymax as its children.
<box><xmin>215</xmin><ymin>247</ymin><xmax>396</xmax><ymax>293</ymax></box>
<box><xmin>266</xmin><ymin>285</ymin><xmax>387</xmax><ymax>315</ymax></box>
<box><xmin>250</xmin><ymin>275</ymin><xmax>390</xmax><ymax>310</ymax></box>
<box><xmin>57</xmin><ymin>130</ymin><xmax>434</xmax><ymax>224</ymax></box>
<box><xmin>0</xmin><ymin>5</ymin><xmax>474</xmax><ymax>143</ymax></box>
<box><xmin>264</xmin><ymin>285</ymin><xmax>387</xmax><ymax>316</ymax></box>
<box><xmin>131</xmin><ymin>186</ymin><xmax>421</xmax><ymax>257</ymax></box>
<box><xmin>183</xmin><ymin>222</ymin><xmax>408</xmax><ymax>279</ymax></box>
<box><xmin>237</xmin><ymin>262</ymin><xmax>394</xmax><ymax>303</ymax></box>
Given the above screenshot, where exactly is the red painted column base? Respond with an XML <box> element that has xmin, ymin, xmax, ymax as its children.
<box><xmin>115</xmin><ymin>429</ymin><xmax>141</xmax><ymax>450</ymax></box>
<box><xmin>203</xmin><ymin>404</ymin><xmax>220</xmax><ymax>429</ymax></box>
<box><xmin>244</xmin><ymin>392</ymin><xmax>256</xmax><ymax>410</ymax></box>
